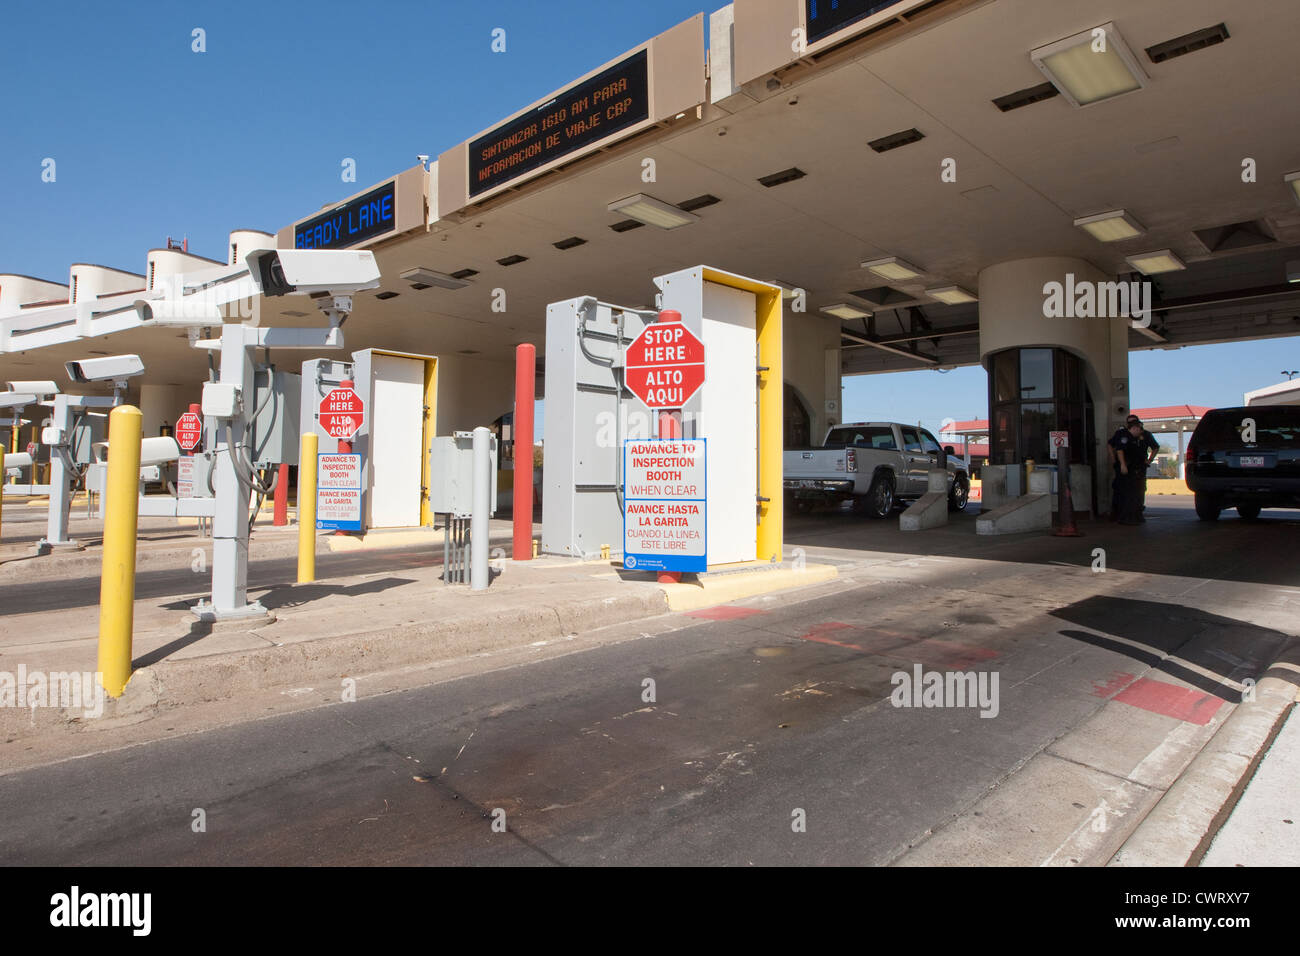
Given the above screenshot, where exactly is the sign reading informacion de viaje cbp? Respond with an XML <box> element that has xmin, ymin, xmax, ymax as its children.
<box><xmin>316</xmin><ymin>453</ymin><xmax>362</xmax><ymax>532</ymax></box>
<box><xmin>622</xmin><ymin>438</ymin><xmax>706</xmax><ymax>573</ymax></box>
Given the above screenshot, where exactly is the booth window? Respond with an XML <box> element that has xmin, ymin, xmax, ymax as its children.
<box><xmin>988</xmin><ymin>347</ymin><xmax>1091</xmax><ymax>466</ymax></box>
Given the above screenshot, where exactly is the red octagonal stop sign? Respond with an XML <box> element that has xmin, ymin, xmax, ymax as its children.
<box><xmin>175</xmin><ymin>411</ymin><xmax>203</xmax><ymax>452</ymax></box>
<box><xmin>318</xmin><ymin>386</ymin><xmax>365</xmax><ymax>440</ymax></box>
<box><xmin>624</xmin><ymin>316</ymin><xmax>706</xmax><ymax>410</ymax></box>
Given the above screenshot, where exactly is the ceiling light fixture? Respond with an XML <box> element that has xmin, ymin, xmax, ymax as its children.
<box><xmin>399</xmin><ymin>267</ymin><xmax>470</xmax><ymax>289</ymax></box>
<box><xmin>1031</xmin><ymin>22</ymin><xmax>1147</xmax><ymax>107</ymax></box>
<box><xmin>1074</xmin><ymin>209</ymin><xmax>1145</xmax><ymax>241</ymax></box>
<box><xmin>926</xmin><ymin>286</ymin><xmax>978</xmax><ymax>305</ymax></box>
<box><xmin>1286</xmin><ymin>171</ymin><xmax>1300</xmax><ymax>207</ymax></box>
<box><xmin>1125</xmin><ymin>249</ymin><xmax>1185</xmax><ymax>274</ymax></box>
<box><xmin>820</xmin><ymin>303</ymin><xmax>872</xmax><ymax>320</ymax></box>
<box><xmin>862</xmin><ymin>257</ymin><xmax>923</xmax><ymax>281</ymax></box>
<box><xmin>606</xmin><ymin>194</ymin><xmax>700</xmax><ymax>230</ymax></box>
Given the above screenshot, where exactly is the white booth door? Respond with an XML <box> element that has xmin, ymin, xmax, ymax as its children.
<box><xmin>701</xmin><ymin>281</ymin><xmax>757</xmax><ymax>565</ymax></box>
<box><xmin>368</xmin><ymin>353</ymin><xmax>425</xmax><ymax>528</ymax></box>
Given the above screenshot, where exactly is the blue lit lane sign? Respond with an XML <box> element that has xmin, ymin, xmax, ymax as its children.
<box><xmin>806</xmin><ymin>0</ymin><xmax>909</xmax><ymax>44</ymax></box>
<box><xmin>623</xmin><ymin>439</ymin><xmax>707</xmax><ymax>574</ymax></box>
<box><xmin>295</xmin><ymin>182</ymin><xmax>396</xmax><ymax>250</ymax></box>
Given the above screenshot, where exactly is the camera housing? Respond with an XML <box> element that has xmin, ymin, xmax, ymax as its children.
<box><xmin>65</xmin><ymin>354</ymin><xmax>145</xmax><ymax>383</ymax></box>
<box><xmin>244</xmin><ymin>248</ymin><xmax>381</xmax><ymax>298</ymax></box>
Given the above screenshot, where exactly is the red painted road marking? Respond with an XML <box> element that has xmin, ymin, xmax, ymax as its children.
<box><xmin>685</xmin><ymin>606</ymin><xmax>768</xmax><ymax>621</ymax></box>
<box><xmin>798</xmin><ymin>621</ymin><xmax>864</xmax><ymax>651</ymax></box>
<box><xmin>912</xmin><ymin>638</ymin><xmax>999</xmax><ymax>670</ymax></box>
<box><xmin>1113</xmin><ymin>677</ymin><xmax>1225</xmax><ymax>725</ymax></box>
<box><xmin>1091</xmin><ymin>671</ymin><xmax>1139</xmax><ymax>699</ymax></box>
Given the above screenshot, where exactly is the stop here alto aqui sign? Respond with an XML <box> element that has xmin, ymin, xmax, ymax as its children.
<box><xmin>622</xmin><ymin>438</ymin><xmax>706</xmax><ymax>573</ymax></box>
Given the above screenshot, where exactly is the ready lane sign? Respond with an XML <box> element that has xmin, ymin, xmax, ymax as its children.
<box><xmin>624</xmin><ymin>319</ymin><xmax>705</xmax><ymax>410</ymax></box>
<box><xmin>319</xmin><ymin>386</ymin><xmax>365</xmax><ymax>441</ymax></box>
<box><xmin>622</xmin><ymin>438</ymin><xmax>706</xmax><ymax>573</ymax></box>
<box><xmin>175</xmin><ymin>411</ymin><xmax>203</xmax><ymax>452</ymax></box>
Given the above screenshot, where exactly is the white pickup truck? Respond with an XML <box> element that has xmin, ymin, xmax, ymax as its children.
<box><xmin>784</xmin><ymin>422</ymin><xmax>971</xmax><ymax>518</ymax></box>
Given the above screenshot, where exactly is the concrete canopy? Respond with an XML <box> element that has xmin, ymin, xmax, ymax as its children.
<box><xmin>4</xmin><ymin>0</ymin><xmax>1299</xmax><ymax>392</ymax></box>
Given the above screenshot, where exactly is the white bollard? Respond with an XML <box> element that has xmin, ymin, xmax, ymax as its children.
<box><xmin>471</xmin><ymin>426</ymin><xmax>490</xmax><ymax>590</ymax></box>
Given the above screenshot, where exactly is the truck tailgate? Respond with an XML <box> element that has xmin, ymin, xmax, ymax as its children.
<box><xmin>784</xmin><ymin>449</ymin><xmax>850</xmax><ymax>478</ymax></box>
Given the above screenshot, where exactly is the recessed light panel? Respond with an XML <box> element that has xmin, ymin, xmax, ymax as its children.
<box><xmin>926</xmin><ymin>286</ymin><xmax>977</xmax><ymax>305</ymax></box>
<box><xmin>820</xmin><ymin>303</ymin><xmax>871</xmax><ymax>320</ymax></box>
<box><xmin>1032</xmin><ymin>22</ymin><xmax>1147</xmax><ymax>107</ymax></box>
<box><xmin>1125</xmin><ymin>250</ymin><xmax>1185</xmax><ymax>274</ymax></box>
<box><xmin>862</xmin><ymin>257</ymin><xmax>923</xmax><ymax>281</ymax></box>
<box><xmin>1074</xmin><ymin>210</ymin><xmax>1145</xmax><ymax>241</ymax></box>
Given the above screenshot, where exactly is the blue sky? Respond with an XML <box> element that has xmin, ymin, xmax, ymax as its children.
<box><xmin>0</xmin><ymin>0</ymin><xmax>706</xmax><ymax>278</ymax></box>
<box><xmin>845</xmin><ymin>338</ymin><xmax>1300</xmax><ymax>436</ymax></box>
<box><xmin>3</xmin><ymin>1</ymin><xmax>1297</xmax><ymax>436</ymax></box>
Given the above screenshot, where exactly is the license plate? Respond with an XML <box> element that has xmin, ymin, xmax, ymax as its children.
<box><xmin>1239</xmin><ymin>456</ymin><xmax>1265</xmax><ymax>467</ymax></box>
<box><xmin>799</xmin><ymin>480</ymin><xmax>817</xmax><ymax>488</ymax></box>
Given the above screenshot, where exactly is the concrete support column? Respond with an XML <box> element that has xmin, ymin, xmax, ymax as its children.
<box><xmin>978</xmin><ymin>258</ymin><xmax>1132</xmax><ymax>518</ymax></box>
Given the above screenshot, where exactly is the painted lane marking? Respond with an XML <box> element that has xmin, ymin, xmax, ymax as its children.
<box><xmin>1113</xmin><ymin>678</ymin><xmax>1225</xmax><ymax>725</ymax></box>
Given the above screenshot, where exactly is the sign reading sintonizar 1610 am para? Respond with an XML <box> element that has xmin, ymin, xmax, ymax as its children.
<box><xmin>623</xmin><ymin>439</ymin><xmax>706</xmax><ymax>573</ymax></box>
<box><xmin>469</xmin><ymin>49</ymin><xmax>649</xmax><ymax>198</ymax></box>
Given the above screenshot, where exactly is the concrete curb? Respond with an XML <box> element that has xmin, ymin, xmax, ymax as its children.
<box><xmin>1108</xmin><ymin>675</ymin><xmax>1297</xmax><ymax>867</ymax></box>
<box><xmin>1</xmin><ymin>586</ymin><xmax>670</xmax><ymax>741</ymax></box>
<box><xmin>657</xmin><ymin>563</ymin><xmax>838</xmax><ymax>611</ymax></box>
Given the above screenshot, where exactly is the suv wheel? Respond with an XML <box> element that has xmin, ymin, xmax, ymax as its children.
<box><xmin>863</xmin><ymin>474</ymin><xmax>895</xmax><ymax>519</ymax></box>
<box><xmin>1194</xmin><ymin>492</ymin><xmax>1222</xmax><ymax>521</ymax></box>
<box><xmin>948</xmin><ymin>475</ymin><xmax>970</xmax><ymax>512</ymax></box>
<box><xmin>1237</xmin><ymin>503</ymin><xmax>1262</xmax><ymax>521</ymax></box>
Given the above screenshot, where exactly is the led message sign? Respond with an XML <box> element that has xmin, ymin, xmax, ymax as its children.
<box><xmin>805</xmin><ymin>0</ymin><xmax>909</xmax><ymax>44</ymax></box>
<box><xmin>469</xmin><ymin>49</ymin><xmax>649</xmax><ymax>198</ymax></box>
<box><xmin>295</xmin><ymin>182</ymin><xmax>396</xmax><ymax>250</ymax></box>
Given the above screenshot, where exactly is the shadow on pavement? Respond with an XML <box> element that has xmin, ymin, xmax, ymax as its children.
<box><xmin>1051</xmin><ymin>594</ymin><xmax>1297</xmax><ymax>701</ymax></box>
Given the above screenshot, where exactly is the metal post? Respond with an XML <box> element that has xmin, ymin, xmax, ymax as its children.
<box><xmin>0</xmin><ymin>447</ymin><xmax>5</xmax><ymax>544</ymax></box>
<box><xmin>471</xmin><ymin>427</ymin><xmax>490</xmax><ymax>590</ymax></box>
<box><xmin>98</xmin><ymin>405</ymin><xmax>142</xmax><ymax>698</ymax></box>
<box><xmin>203</xmin><ymin>325</ymin><xmax>264</xmax><ymax>620</ymax></box>
<box><xmin>513</xmin><ymin>343</ymin><xmax>535</xmax><ymax>560</ymax></box>
<box><xmin>297</xmin><ymin>431</ymin><xmax>317</xmax><ymax>583</ymax></box>
<box><xmin>39</xmin><ymin>395</ymin><xmax>78</xmax><ymax>552</ymax></box>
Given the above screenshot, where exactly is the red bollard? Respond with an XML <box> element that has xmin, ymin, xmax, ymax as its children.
<box><xmin>334</xmin><ymin>380</ymin><xmax>355</xmax><ymax>536</ymax></box>
<box><xmin>513</xmin><ymin>344</ymin><xmax>535</xmax><ymax>560</ymax></box>
<box><xmin>273</xmin><ymin>463</ymin><xmax>289</xmax><ymax>526</ymax></box>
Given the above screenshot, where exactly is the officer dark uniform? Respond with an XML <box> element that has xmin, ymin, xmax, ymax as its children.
<box><xmin>1108</xmin><ymin>416</ymin><xmax>1157</xmax><ymax>524</ymax></box>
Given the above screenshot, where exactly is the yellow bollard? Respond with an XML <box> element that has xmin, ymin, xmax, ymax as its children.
<box><xmin>297</xmin><ymin>432</ymin><xmax>318</xmax><ymax>583</ymax></box>
<box><xmin>97</xmin><ymin>406</ymin><xmax>142</xmax><ymax>698</ymax></box>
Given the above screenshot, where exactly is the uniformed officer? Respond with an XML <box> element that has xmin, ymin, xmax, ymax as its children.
<box><xmin>1108</xmin><ymin>415</ymin><xmax>1158</xmax><ymax>524</ymax></box>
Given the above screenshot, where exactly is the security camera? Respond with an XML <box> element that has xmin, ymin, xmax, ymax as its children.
<box><xmin>65</xmin><ymin>354</ymin><xmax>145</xmax><ymax>383</ymax></box>
<box><xmin>245</xmin><ymin>249</ymin><xmax>381</xmax><ymax>298</ymax></box>
<box><xmin>134</xmin><ymin>298</ymin><xmax>224</xmax><ymax>327</ymax></box>
<box><xmin>4</xmin><ymin>380</ymin><xmax>60</xmax><ymax>397</ymax></box>
<box><xmin>0</xmin><ymin>392</ymin><xmax>37</xmax><ymax>409</ymax></box>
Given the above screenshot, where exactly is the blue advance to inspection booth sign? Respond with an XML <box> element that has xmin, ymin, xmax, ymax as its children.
<box><xmin>623</xmin><ymin>439</ymin><xmax>707</xmax><ymax>573</ymax></box>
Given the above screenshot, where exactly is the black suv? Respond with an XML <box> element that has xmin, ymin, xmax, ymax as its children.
<box><xmin>1186</xmin><ymin>405</ymin><xmax>1300</xmax><ymax>521</ymax></box>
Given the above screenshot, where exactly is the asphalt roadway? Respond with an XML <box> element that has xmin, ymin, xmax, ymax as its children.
<box><xmin>0</xmin><ymin>498</ymin><xmax>1296</xmax><ymax>865</ymax></box>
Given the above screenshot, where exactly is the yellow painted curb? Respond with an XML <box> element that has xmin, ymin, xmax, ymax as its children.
<box><xmin>659</xmin><ymin>562</ymin><xmax>838</xmax><ymax>612</ymax></box>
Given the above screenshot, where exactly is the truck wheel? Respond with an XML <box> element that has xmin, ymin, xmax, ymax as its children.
<box><xmin>948</xmin><ymin>476</ymin><xmax>970</xmax><ymax>512</ymax></box>
<box><xmin>1194</xmin><ymin>492</ymin><xmax>1221</xmax><ymax>521</ymax></box>
<box><xmin>863</xmin><ymin>475</ymin><xmax>895</xmax><ymax>519</ymax></box>
<box><xmin>1237</xmin><ymin>503</ymin><xmax>1261</xmax><ymax>520</ymax></box>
